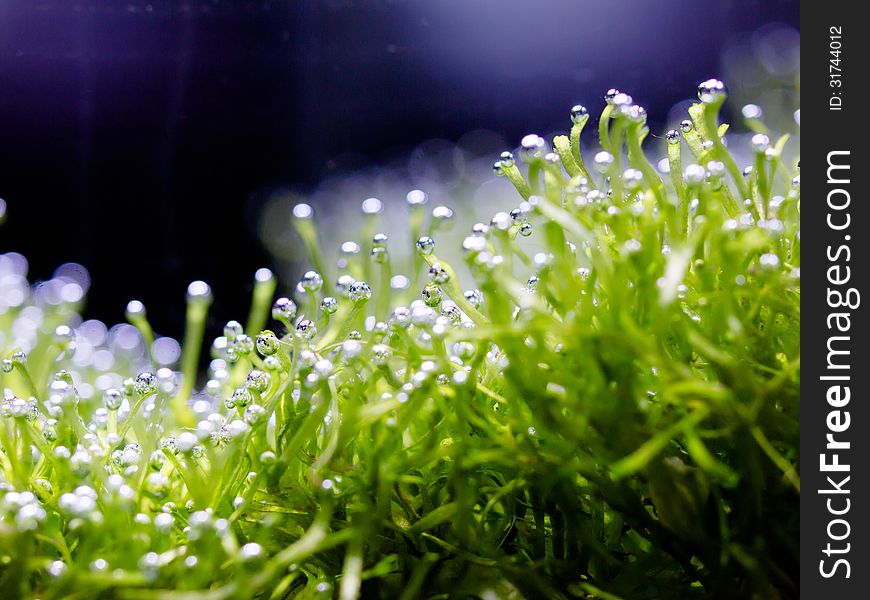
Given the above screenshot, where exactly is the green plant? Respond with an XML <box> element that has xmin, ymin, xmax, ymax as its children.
<box><xmin>1</xmin><ymin>80</ymin><xmax>799</xmax><ymax>599</ymax></box>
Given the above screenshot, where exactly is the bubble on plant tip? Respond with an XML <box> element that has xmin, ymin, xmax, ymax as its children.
<box><xmin>697</xmin><ymin>78</ymin><xmax>727</xmax><ymax>103</ymax></box>
<box><xmin>301</xmin><ymin>270</ymin><xmax>323</xmax><ymax>293</ymax></box>
<box><xmin>759</xmin><ymin>253</ymin><xmax>780</xmax><ymax>269</ymax></box>
<box><xmin>462</xmin><ymin>235</ymin><xmax>487</xmax><ymax>253</ymax></box>
<box><xmin>471</xmin><ymin>222</ymin><xmax>489</xmax><ymax>236</ymax></box>
<box><xmin>223</xmin><ymin>320</ymin><xmax>243</xmax><ymax>340</ymax></box>
<box><xmin>271</xmin><ymin>297</ymin><xmax>297</xmax><ymax>322</ymax></box>
<box><xmin>244</xmin><ymin>403</ymin><xmax>267</xmax><ymax>425</ymax></box>
<box><xmin>415</xmin><ymin>236</ymin><xmax>435</xmax><ymax>255</ymax></box>
<box><xmin>791</xmin><ymin>175</ymin><xmax>800</xmax><ymax>188</ymax></box>
<box><xmin>665</xmin><ymin>129</ymin><xmax>681</xmax><ymax>145</ymax></box>
<box><xmin>742</xmin><ymin>165</ymin><xmax>754</xmax><ymax>177</ymax></box>
<box><xmin>751</xmin><ymin>133</ymin><xmax>770</xmax><ymax>153</ymax></box>
<box><xmin>741</xmin><ymin>103</ymin><xmax>763</xmax><ymax>119</ymax></box>
<box><xmin>292</xmin><ymin>203</ymin><xmax>313</xmax><ymax>219</ymax></box>
<box><xmin>245</xmin><ymin>370</ymin><xmax>270</xmax><ymax>393</ymax></box>
<box><xmin>406</xmin><ymin>189</ymin><xmax>428</xmax><ymax>206</ymax></box>
<box><xmin>314</xmin><ymin>297</ymin><xmax>336</xmax><ymax>317</ymax></box>
<box><xmin>233</xmin><ymin>334</ymin><xmax>254</xmax><ymax>355</ymax></box>
<box><xmin>133</xmin><ymin>372</ymin><xmax>157</xmax><ymax>397</ymax></box>
<box><xmin>570</xmin><ymin>104</ymin><xmax>588</xmax><ymax>124</ymax></box>
<box><xmin>593</xmin><ymin>151</ymin><xmax>614</xmax><ymax>173</ymax></box>
<box><xmin>186</xmin><ymin>280</ymin><xmax>212</xmax><ymax>304</ymax></box>
<box><xmin>678</xmin><ymin>119</ymin><xmax>693</xmax><ymax>134</ymax></box>
<box><xmin>684</xmin><ymin>164</ymin><xmax>706</xmax><ymax>185</ymax></box>
<box><xmin>370</xmin><ymin>247</ymin><xmax>388</xmax><ymax>263</ymax></box>
<box><xmin>432</xmin><ymin>205</ymin><xmax>454</xmax><ymax>222</ymax></box>
<box><xmin>428</xmin><ymin>262</ymin><xmax>449</xmax><ymax>284</ymax></box>
<box><xmin>498</xmin><ymin>150</ymin><xmax>515</xmax><ymax>169</ymax></box>
<box><xmin>390</xmin><ymin>306</ymin><xmax>411</xmax><ymax>328</ymax></box>
<box><xmin>604</xmin><ymin>88</ymin><xmax>620</xmax><ymax>104</ymax></box>
<box><xmin>349</xmin><ymin>281</ymin><xmax>372</xmax><ymax>303</ymax></box>
<box><xmin>463</xmin><ymin>289</ymin><xmax>483</xmax><ymax>308</ymax></box>
<box><xmin>518</xmin><ymin>222</ymin><xmax>533</xmax><ymax>237</ymax></box>
<box><xmin>520</xmin><ymin>134</ymin><xmax>546</xmax><ymax>161</ymax></box>
<box><xmin>492</xmin><ymin>161</ymin><xmax>505</xmax><ymax>176</ymax></box>
<box><xmin>295</xmin><ymin>319</ymin><xmax>317</xmax><ymax>340</ymax></box>
<box><xmin>335</xmin><ymin>275</ymin><xmax>356</xmax><ymax>297</ymax></box>
<box><xmin>390</xmin><ymin>275</ymin><xmax>410</xmax><ymax>290</ymax></box>
<box><xmin>421</xmin><ymin>284</ymin><xmax>443</xmax><ymax>307</ymax></box>
<box><xmin>361</xmin><ymin>197</ymin><xmax>383</xmax><ymax>215</ymax></box>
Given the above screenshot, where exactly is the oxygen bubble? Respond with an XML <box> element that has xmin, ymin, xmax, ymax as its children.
<box><xmin>295</xmin><ymin>320</ymin><xmax>317</xmax><ymax>340</ymax></box>
<box><xmin>623</xmin><ymin>168</ymin><xmax>643</xmax><ymax>191</ymax></box>
<box><xmin>390</xmin><ymin>275</ymin><xmax>410</xmax><ymax>290</ymax></box>
<box><xmin>149</xmin><ymin>450</ymin><xmax>165</xmax><ymax>470</ymax></box>
<box><xmin>499</xmin><ymin>151</ymin><xmax>515</xmax><ymax>168</ymax></box>
<box><xmin>292</xmin><ymin>203</ymin><xmax>313</xmax><ymax>219</ymax></box>
<box><xmin>103</xmin><ymin>388</ymin><xmax>123</xmax><ymax>411</ymax></box>
<box><xmin>742</xmin><ymin>166</ymin><xmax>754</xmax><ymax>177</ymax></box>
<box><xmin>492</xmin><ymin>161</ymin><xmax>505</xmax><ymax>176</ymax></box>
<box><xmin>320</xmin><ymin>297</ymin><xmax>338</xmax><ymax>315</ymax></box>
<box><xmin>742</xmin><ymin>104</ymin><xmax>763</xmax><ymax>119</ymax></box>
<box><xmin>256</xmin><ymin>331</ymin><xmax>279</xmax><ymax>356</ymax></box>
<box><xmin>441</xmin><ymin>305</ymin><xmax>461</xmax><ymax>325</ymax></box>
<box><xmin>54</xmin><ymin>324</ymin><xmax>74</xmax><ymax>344</ymax></box>
<box><xmin>301</xmin><ymin>271</ymin><xmax>323</xmax><ymax>293</ymax></box>
<box><xmin>520</xmin><ymin>134</ymin><xmax>546</xmax><ymax>161</ymax></box>
<box><xmin>463</xmin><ymin>289</ymin><xmax>483</xmax><ymax>308</ymax></box>
<box><xmin>347</xmin><ymin>330</ymin><xmax>362</xmax><ymax>340</ymax></box>
<box><xmin>349</xmin><ymin>281</ymin><xmax>372</xmax><ymax>303</ymax></box>
<box><xmin>428</xmin><ymin>263</ymin><xmax>449</xmax><ymax>284</ymax></box>
<box><xmin>604</xmin><ymin>88</ymin><xmax>620</xmax><ymax>104</ymax></box>
<box><xmin>391</xmin><ymin>307</ymin><xmax>411</xmax><ymax>328</ymax></box>
<box><xmin>666</xmin><ymin>129</ymin><xmax>680</xmax><ymax>144</ymax></box>
<box><xmin>340</xmin><ymin>241</ymin><xmax>360</xmax><ymax>256</ymax></box>
<box><xmin>697</xmin><ymin>78</ymin><xmax>727</xmax><ymax>103</ymax></box>
<box><xmin>245</xmin><ymin>370</ymin><xmax>270</xmax><ymax>393</ymax></box>
<box><xmin>794</xmin><ymin>109</ymin><xmax>800</xmax><ymax>125</ymax></box>
<box><xmin>570</xmin><ymin>104</ymin><xmax>588</xmax><ymax>123</ymax></box>
<box><xmin>684</xmin><ymin>164</ymin><xmax>706</xmax><ymax>185</ymax></box>
<box><xmin>47</xmin><ymin>560</ymin><xmax>67</xmax><ymax>578</ymax></box>
<box><xmin>518</xmin><ymin>222</ymin><xmax>533</xmax><ymax>237</ymax></box>
<box><xmin>759</xmin><ymin>253</ymin><xmax>780</xmax><ymax>269</ymax></box>
<box><xmin>432</xmin><ymin>205</ymin><xmax>454</xmax><ymax>222</ymax></box>
<box><xmin>462</xmin><ymin>236</ymin><xmax>487</xmax><ymax>253</ymax></box>
<box><xmin>612</xmin><ymin>92</ymin><xmax>633</xmax><ymax>108</ymax></box>
<box><xmin>272</xmin><ymin>297</ymin><xmax>297</xmax><ymax>322</ymax></box>
<box><xmin>406</xmin><ymin>189</ymin><xmax>428</xmax><ymax>206</ymax></box>
<box><xmin>125</xmin><ymin>300</ymin><xmax>146</xmax><ymax>319</ymax></box>
<box><xmin>244</xmin><ymin>404</ymin><xmax>267</xmax><ymax>425</ymax></box>
<box><xmin>361</xmin><ymin>197</ymin><xmax>383</xmax><ymax>215</ymax></box>
<box><xmin>680</xmin><ymin>120</ymin><xmax>693</xmax><ymax>133</ymax></box>
<box><xmin>490</xmin><ymin>212</ymin><xmax>512</xmax><ymax>231</ymax></box>
<box><xmin>791</xmin><ymin>175</ymin><xmax>800</xmax><ymax>188</ymax></box>
<box><xmin>751</xmin><ymin>133</ymin><xmax>770</xmax><ymax>153</ymax></box>
<box><xmin>544</xmin><ymin>152</ymin><xmax>560</xmax><ymax>164</ymax></box>
<box><xmin>370</xmin><ymin>247</ymin><xmax>388</xmax><ymax>263</ymax></box>
<box><xmin>234</xmin><ymin>334</ymin><xmax>254</xmax><ymax>355</ymax></box>
<box><xmin>335</xmin><ymin>275</ymin><xmax>356</xmax><ymax>297</ymax></box>
<box><xmin>415</xmin><ymin>236</ymin><xmax>435</xmax><ymax>255</ymax></box>
<box><xmin>701</xmin><ymin>140</ymin><xmax>713</xmax><ymax>151</ymax></box>
<box><xmin>186</xmin><ymin>281</ymin><xmax>212</xmax><ymax>304</ymax></box>
<box><xmin>372</xmin><ymin>233</ymin><xmax>388</xmax><ymax>247</ymax></box>
<box><xmin>134</xmin><ymin>372</ymin><xmax>158</xmax><ymax>396</ymax></box>
<box><xmin>371</xmin><ymin>344</ymin><xmax>392</xmax><ymax>366</ymax></box>
<box><xmin>471</xmin><ymin>222</ymin><xmax>489</xmax><ymax>236</ymax></box>
<box><xmin>223</xmin><ymin>321</ymin><xmax>243</xmax><ymax>340</ymax></box>
<box><xmin>421</xmin><ymin>284</ymin><xmax>443</xmax><ymax>307</ymax></box>
<box><xmin>593</xmin><ymin>151</ymin><xmax>615</xmax><ymax>173</ymax></box>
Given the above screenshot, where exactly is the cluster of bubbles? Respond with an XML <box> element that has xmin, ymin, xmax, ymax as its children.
<box><xmin>0</xmin><ymin>78</ymin><xmax>799</xmax><ymax>589</ymax></box>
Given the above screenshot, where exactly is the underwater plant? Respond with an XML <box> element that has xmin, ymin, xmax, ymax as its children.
<box><xmin>1</xmin><ymin>80</ymin><xmax>799</xmax><ymax>598</ymax></box>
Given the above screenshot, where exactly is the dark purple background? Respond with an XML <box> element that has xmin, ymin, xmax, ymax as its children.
<box><xmin>0</xmin><ymin>0</ymin><xmax>798</xmax><ymax>338</ymax></box>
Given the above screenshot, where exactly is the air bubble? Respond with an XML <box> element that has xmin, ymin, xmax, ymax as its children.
<box><xmin>361</xmin><ymin>197</ymin><xmax>383</xmax><ymax>215</ymax></box>
<box><xmin>499</xmin><ymin>151</ymin><xmax>515</xmax><ymax>168</ymax></box>
<box><xmin>134</xmin><ymin>372</ymin><xmax>158</xmax><ymax>397</ymax></box>
<box><xmin>422</xmin><ymin>284</ymin><xmax>443</xmax><ymax>307</ymax></box>
<box><xmin>296</xmin><ymin>320</ymin><xmax>317</xmax><ymax>340</ymax></box>
<box><xmin>697</xmin><ymin>78</ymin><xmax>727</xmax><ymax>103</ymax></box>
<box><xmin>666</xmin><ymin>129</ymin><xmax>680</xmax><ymax>144</ymax></box>
<box><xmin>272</xmin><ymin>298</ymin><xmax>297</xmax><ymax>322</ymax></box>
<box><xmin>301</xmin><ymin>271</ymin><xmax>323</xmax><ymax>293</ymax></box>
<box><xmin>416</xmin><ymin>236</ymin><xmax>435</xmax><ymax>255</ymax></box>
<box><xmin>680</xmin><ymin>120</ymin><xmax>693</xmax><ymax>133</ymax></box>
<box><xmin>349</xmin><ymin>281</ymin><xmax>372</xmax><ymax>303</ymax></box>
<box><xmin>428</xmin><ymin>263</ymin><xmax>449</xmax><ymax>284</ymax></box>
<box><xmin>320</xmin><ymin>297</ymin><xmax>338</xmax><ymax>315</ymax></box>
<box><xmin>570</xmin><ymin>104</ymin><xmax>588</xmax><ymax>123</ymax></box>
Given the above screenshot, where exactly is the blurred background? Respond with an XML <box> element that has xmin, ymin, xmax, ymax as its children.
<box><xmin>0</xmin><ymin>0</ymin><xmax>799</xmax><ymax>340</ymax></box>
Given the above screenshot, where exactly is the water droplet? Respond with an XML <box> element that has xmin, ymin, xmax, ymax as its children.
<box><xmin>697</xmin><ymin>78</ymin><xmax>727</xmax><ymax>103</ymax></box>
<box><xmin>256</xmin><ymin>330</ymin><xmax>279</xmax><ymax>356</ymax></box>
<box><xmin>684</xmin><ymin>164</ymin><xmax>706</xmax><ymax>185</ymax></box>
<box><xmin>272</xmin><ymin>297</ymin><xmax>297</xmax><ymax>322</ymax></box>
<box><xmin>759</xmin><ymin>253</ymin><xmax>780</xmax><ymax>269</ymax></box>
<box><xmin>234</xmin><ymin>334</ymin><xmax>254</xmax><ymax>355</ymax></box>
<box><xmin>432</xmin><ymin>205</ymin><xmax>454</xmax><ymax>222</ymax></box>
<box><xmin>666</xmin><ymin>129</ymin><xmax>680</xmax><ymax>144</ymax></box>
<box><xmin>335</xmin><ymin>275</ymin><xmax>356</xmax><ymax>298</ymax></box>
<box><xmin>471</xmin><ymin>222</ymin><xmax>489</xmax><ymax>236</ymax></box>
<box><xmin>126</xmin><ymin>300</ymin><xmax>146</xmax><ymax>319</ymax></box>
<box><xmin>518</xmin><ymin>222</ymin><xmax>533</xmax><ymax>237</ymax></box>
<box><xmin>244</xmin><ymin>404</ymin><xmax>267</xmax><ymax>425</ymax></box>
<box><xmin>246</xmin><ymin>370</ymin><xmax>270</xmax><ymax>393</ymax></box>
<box><xmin>570</xmin><ymin>104</ymin><xmax>588</xmax><ymax>123</ymax></box>
<box><xmin>371</xmin><ymin>344</ymin><xmax>392</xmax><ymax>366</ymax></box>
<box><xmin>320</xmin><ymin>297</ymin><xmax>338</xmax><ymax>315</ymax></box>
<box><xmin>416</xmin><ymin>236</ymin><xmax>435</xmax><ymax>255</ymax></box>
<box><xmin>103</xmin><ymin>388</ymin><xmax>123</xmax><ymax>411</ymax></box>
<box><xmin>462</xmin><ymin>236</ymin><xmax>487</xmax><ymax>253</ymax></box>
<box><xmin>492</xmin><ymin>161</ymin><xmax>504</xmax><ymax>176</ymax></box>
<box><xmin>370</xmin><ymin>247</ymin><xmax>388</xmax><ymax>264</ymax></box>
<box><xmin>604</xmin><ymin>88</ymin><xmax>620</xmax><ymax>104</ymax></box>
<box><xmin>680</xmin><ymin>119</ymin><xmax>693</xmax><ymax>133</ymax></box>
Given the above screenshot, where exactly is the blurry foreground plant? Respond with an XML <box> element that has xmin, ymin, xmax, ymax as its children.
<box><xmin>1</xmin><ymin>79</ymin><xmax>799</xmax><ymax>599</ymax></box>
